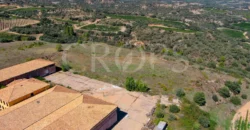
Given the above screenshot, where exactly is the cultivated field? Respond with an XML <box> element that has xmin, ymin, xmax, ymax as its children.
<box><xmin>0</xmin><ymin>19</ymin><xmax>39</xmax><ymax>32</ymax></box>
<box><xmin>233</xmin><ymin>22</ymin><xmax>250</xmax><ymax>31</ymax></box>
<box><xmin>218</xmin><ymin>28</ymin><xmax>245</xmax><ymax>38</ymax></box>
<box><xmin>107</xmin><ymin>14</ymin><xmax>186</xmax><ymax>28</ymax></box>
<box><xmin>148</xmin><ymin>24</ymin><xmax>195</xmax><ymax>33</ymax></box>
<box><xmin>0</xmin><ymin>41</ymin><xmax>62</xmax><ymax>69</ymax></box>
<box><xmin>81</xmin><ymin>24</ymin><xmax>120</xmax><ymax>32</ymax></box>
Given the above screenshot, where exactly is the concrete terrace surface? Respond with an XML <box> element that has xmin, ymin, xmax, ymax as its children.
<box><xmin>45</xmin><ymin>72</ymin><xmax>159</xmax><ymax>130</ymax></box>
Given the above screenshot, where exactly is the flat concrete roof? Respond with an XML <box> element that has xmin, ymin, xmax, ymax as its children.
<box><xmin>0</xmin><ymin>78</ymin><xmax>49</xmax><ymax>103</ymax></box>
<box><xmin>0</xmin><ymin>85</ymin><xmax>117</xmax><ymax>130</ymax></box>
<box><xmin>0</xmin><ymin>59</ymin><xmax>55</xmax><ymax>83</ymax></box>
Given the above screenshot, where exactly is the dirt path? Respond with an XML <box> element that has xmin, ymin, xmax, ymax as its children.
<box><xmin>232</xmin><ymin>101</ymin><xmax>250</xmax><ymax>128</ymax></box>
<box><xmin>244</xmin><ymin>32</ymin><xmax>249</xmax><ymax>39</ymax></box>
<box><xmin>73</xmin><ymin>24</ymin><xmax>81</xmax><ymax>30</ymax></box>
<box><xmin>148</xmin><ymin>24</ymin><xmax>173</xmax><ymax>28</ymax></box>
<box><xmin>34</xmin><ymin>34</ymin><xmax>43</xmax><ymax>40</ymax></box>
<box><xmin>77</xmin><ymin>19</ymin><xmax>101</xmax><ymax>29</ymax></box>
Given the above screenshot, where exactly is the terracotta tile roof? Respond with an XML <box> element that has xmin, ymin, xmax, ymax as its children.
<box><xmin>0</xmin><ymin>78</ymin><xmax>49</xmax><ymax>103</ymax></box>
<box><xmin>0</xmin><ymin>59</ymin><xmax>55</xmax><ymax>83</ymax></box>
<box><xmin>41</xmin><ymin>103</ymin><xmax>117</xmax><ymax>130</ymax></box>
<box><xmin>0</xmin><ymin>85</ymin><xmax>117</xmax><ymax>130</ymax></box>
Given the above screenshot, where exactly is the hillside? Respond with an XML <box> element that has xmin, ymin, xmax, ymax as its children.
<box><xmin>0</xmin><ymin>1</ymin><xmax>250</xmax><ymax>129</ymax></box>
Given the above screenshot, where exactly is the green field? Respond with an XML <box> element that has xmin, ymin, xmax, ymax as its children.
<box><xmin>107</xmin><ymin>14</ymin><xmax>186</xmax><ymax>27</ymax></box>
<box><xmin>0</xmin><ymin>33</ymin><xmax>35</xmax><ymax>42</ymax></box>
<box><xmin>218</xmin><ymin>28</ymin><xmax>244</xmax><ymax>38</ymax></box>
<box><xmin>205</xmin><ymin>8</ymin><xmax>227</xmax><ymax>14</ymax></box>
<box><xmin>150</xmin><ymin>26</ymin><xmax>196</xmax><ymax>33</ymax></box>
<box><xmin>54</xmin><ymin>18</ymin><xmax>79</xmax><ymax>24</ymax></box>
<box><xmin>233</xmin><ymin>22</ymin><xmax>250</xmax><ymax>31</ymax></box>
<box><xmin>81</xmin><ymin>24</ymin><xmax>120</xmax><ymax>32</ymax></box>
<box><xmin>11</xmin><ymin>7</ymin><xmax>52</xmax><ymax>12</ymax></box>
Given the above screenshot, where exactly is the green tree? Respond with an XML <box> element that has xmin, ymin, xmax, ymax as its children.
<box><xmin>198</xmin><ymin>116</ymin><xmax>210</xmax><ymax>128</ymax></box>
<box><xmin>219</xmin><ymin>56</ymin><xmax>226</xmax><ymax>62</ymax></box>
<box><xmin>193</xmin><ymin>92</ymin><xmax>206</xmax><ymax>106</ymax></box>
<box><xmin>61</xmin><ymin>62</ymin><xmax>71</xmax><ymax>72</ymax></box>
<box><xmin>125</xmin><ymin>77</ymin><xmax>149</xmax><ymax>92</ymax></box>
<box><xmin>77</xmin><ymin>39</ymin><xmax>82</xmax><ymax>44</ymax></box>
<box><xmin>218</xmin><ymin>87</ymin><xmax>231</xmax><ymax>98</ymax></box>
<box><xmin>241</xmin><ymin>94</ymin><xmax>247</xmax><ymax>99</ymax></box>
<box><xmin>212</xmin><ymin>94</ymin><xmax>219</xmax><ymax>102</ymax></box>
<box><xmin>230</xmin><ymin>96</ymin><xmax>241</xmax><ymax>106</ymax></box>
<box><xmin>125</xmin><ymin>77</ymin><xmax>135</xmax><ymax>91</ymax></box>
<box><xmin>167</xmin><ymin>49</ymin><xmax>174</xmax><ymax>56</ymax></box>
<box><xmin>207</xmin><ymin>61</ymin><xmax>216</xmax><ymax>69</ymax></box>
<box><xmin>169</xmin><ymin>105</ymin><xmax>180</xmax><ymax>113</ymax></box>
<box><xmin>225</xmin><ymin>81</ymin><xmax>241</xmax><ymax>94</ymax></box>
<box><xmin>176</xmin><ymin>88</ymin><xmax>185</xmax><ymax>98</ymax></box>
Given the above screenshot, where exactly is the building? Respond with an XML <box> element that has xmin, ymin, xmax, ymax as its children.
<box><xmin>0</xmin><ymin>59</ymin><xmax>56</xmax><ymax>86</ymax></box>
<box><xmin>0</xmin><ymin>78</ymin><xmax>50</xmax><ymax>111</ymax></box>
<box><xmin>0</xmin><ymin>85</ymin><xmax>118</xmax><ymax>130</ymax></box>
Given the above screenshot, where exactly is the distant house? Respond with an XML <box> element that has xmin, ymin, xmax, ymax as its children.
<box><xmin>0</xmin><ymin>78</ymin><xmax>50</xmax><ymax>111</ymax></box>
<box><xmin>0</xmin><ymin>59</ymin><xmax>56</xmax><ymax>86</ymax></box>
<box><xmin>0</xmin><ymin>85</ymin><xmax>118</xmax><ymax>130</ymax></box>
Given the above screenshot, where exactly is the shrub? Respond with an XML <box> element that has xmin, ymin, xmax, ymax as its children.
<box><xmin>61</xmin><ymin>62</ymin><xmax>71</xmax><ymax>72</ymax></box>
<box><xmin>207</xmin><ymin>61</ymin><xmax>216</xmax><ymax>69</ymax></box>
<box><xmin>193</xmin><ymin>92</ymin><xmax>206</xmax><ymax>106</ymax></box>
<box><xmin>225</xmin><ymin>81</ymin><xmax>241</xmax><ymax>94</ymax></box>
<box><xmin>167</xmin><ymin>50</ymin><xmax>174</xmax><ymax>56</ymax></box>
<box><xmin>241</xmin><ymin>94</ymin><xmax>248</xmax><ymax>99</ymax></box>
<box><xmin>168</xmin><ymin>114</ymin><xmax>177</xmax><ymax>121</ymax></box>
<box><xmin>246</xmin><ymin>66</ymin><xmax>250</xmax><ymax>72</ymax></box>
<box><xmin>35</xmin><ymin>76</ymin><xmax>46</xmax><ymax>81</ymax></box>
<box><xmin>154</xmin><ymin>103</ymin><xmax>166</xmax><ymax>124</ymax></box>
<box><xmin>198</xmin><ymin>116</ymin><xmax>210</xmax><ymax>128</ymax></box>
<box><xmin>125</xmin><ymin>77</ymin><xmax>149</xmax><ymax>92</ymax></box>
<box><xmin>135</xmin><ymin>79</ymin><xmax>150</xmax><ymax>92</ymax></box>
<box><xmin>193</xmin><ymin>122</ymin><xmax>201</xmax><ymax>130</ymax></box>
<box><xmin>0</xmin><ymin>85</ymin><xmax>6</xmax><ymax>89</ymax></box>
<box><xmin>156</xmin><ymin>111</ymin><xmax>165</xmax><ymax>118</ymax></box>
<box><xmin>169</xmin><ymin>105</ymin><xmax>180</xmax><ymax>113</ymax></box>
<box><xmin>230</xmin><ymin>96</ymin><xmax>241</xmax><ymax>106</ymax></box>
<box><xmin>56</xmin><ymin>44</ymin><xmax>63</xmax><ymax>52</ymax></box>
<box><xmin>212</xmin><ymin>94</ymin><xmax>219</xmax><ymax>102</ymax></box>
<box><xmin>218</xmin><ymin>87</ymin><xmax>231</xmax><ymax>98</ymax></box>
<box><xmin>199</xmin><ymin>66</ymin><xmax>205</xmax><ymax>70</ymax></box>
<box><xmin>180</xmin><ymin>98</ymin><xmax>217</xmax><ymax>129</ymax></box>
<box><xmin>176</xmin><ymin>88</ymin><xmax>185</xmax><ymax>98</ymax></box>
<box><xmin>160</xmin><ymin>104</ymin><xmax>167</xmax><ymax>109</ymax></box>
<box><xmin>125</xmin><ymin>77</ymin><xmax>135</xmax><ymax>91</ymax></box>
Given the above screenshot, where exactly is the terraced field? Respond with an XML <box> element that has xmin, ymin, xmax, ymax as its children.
<box><xmin>233</xmin><ymin>22</ymin><xmax>250</xmax><ymax>32</ymax></box>
<box><xmin>107</xmin><ymin>14</ymin><xmax>186</xmax><ymax>28</ymax></box>
<box><xmin>0</xmin><ymin>32</ymin><xmax>36</xmax><ymax>42</ymax></box>
<box><xmin>149</xmin><ymin>24</ymin><xmax>196</xmax><ymax>33</ymax></box>
<box><xmin>218</xmin><ymin>28</ymin><xmax>244</xmax><ymax>38</ymax></box>
<box><xmin>0</xmin><ymin>19</ymin><xmax>39</xmax><ymax>31</ymax></box>
<box><xmin>54</xmin><ymin>18</ymin><xmax>79</xmax><ymax>24</ymax></box>
<box><xmin>81</xmin><ymin>24</ymin><xmax>120</xmax><ymax>32</ymax></box>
